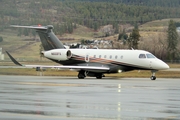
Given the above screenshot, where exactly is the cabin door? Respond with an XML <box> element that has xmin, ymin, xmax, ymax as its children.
<box><xmin>85</xmin><ymin>53</ymin><xmax>89</xmax><ymax>62</ymax></box>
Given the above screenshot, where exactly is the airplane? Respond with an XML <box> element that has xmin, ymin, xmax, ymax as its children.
<box><xmin>6</xmin><ymin>25</ymin><xmax>169</xmax><ymax>80</ymax></box>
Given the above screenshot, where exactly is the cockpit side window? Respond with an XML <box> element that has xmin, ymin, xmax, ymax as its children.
<box><xmin>146</xmin><ymin>54</ymin><xmax>156</xmax><ymax>58</ymax></box>
<box><xmin>139</xmin><ymin>54</ymin><xmax>146</xmax><ymax>58</ymax></box>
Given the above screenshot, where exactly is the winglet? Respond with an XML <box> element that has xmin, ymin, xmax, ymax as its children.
<box><xmin>6</xmin><ymin>51</ymin><xmax>22</xmax><ymax>66</ymax></box>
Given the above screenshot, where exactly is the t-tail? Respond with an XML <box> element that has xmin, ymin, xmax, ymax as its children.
<box><xmin>10</xmin><ymin>25</ymin><xmax>65</xmax><ymax>50</ymax></box>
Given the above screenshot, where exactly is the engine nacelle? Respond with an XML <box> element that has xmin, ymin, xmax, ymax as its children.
<box><xmin>43</xmin><ymin>49</ymin><xmax>72</xmax><ymax>61</ymax></box>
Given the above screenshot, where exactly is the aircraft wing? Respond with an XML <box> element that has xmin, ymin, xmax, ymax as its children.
<box><xmin>6</xmin><ymin>51</ymin><xmax>109</xmax><ymax>71</ymax></box>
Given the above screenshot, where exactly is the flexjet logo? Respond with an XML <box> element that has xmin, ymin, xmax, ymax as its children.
<box><xmin>51</xmin><ymin>52</ymin><xmax>61</xmax><ymax>55</ymax></box>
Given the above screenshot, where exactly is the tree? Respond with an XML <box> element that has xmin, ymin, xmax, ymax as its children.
<box><xmin>167</xmin><ymin>20</ymin><xmax>179</xmax><ymax>61</ymax></box>
<box><xmin>31</xmin><ymin>29</ymin><xmax>36</xmax><ymax>39</ymax></box>
<box><xmin>18</xmin><ymin>28</ymin><xmax>22</xmax><ymax>36</ymax></box>
<box><xmin>127</xmin><ymin>27</ymin><xmax>140</xmax><ymax>49</ymax></box>
<box><xmin>93</xmin><ymin>22</ymin><xmax>98</xmax><ymax>31</ymax></box>
<box><xmin>0</xmin><ymin>36</ymin><xmax>3</xmax><ymax>42</ymax></box>
<box><xmin>118</xmin><ymin>29</ymin><xmax>128</xmax><ymax>45</ymax></box>
<box><xmin>23</xmin><ymin>28</ymin><xmax>29</xmax><ymax>36</ymax></box>
<box><xmin>67</xmin><ymin>22</ymin><xmax>73</xmax><ymax>34</ymax></box>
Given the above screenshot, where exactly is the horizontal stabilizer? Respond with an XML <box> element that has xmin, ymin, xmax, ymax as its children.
<box><xmin>10</xmin><ymin>25</ymin><xmax>53</xmax><ymax>30</ymax></box>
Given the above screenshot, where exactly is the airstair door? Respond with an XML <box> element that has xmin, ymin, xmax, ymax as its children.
<box><xmin>85</xmin><ymin>54</ymin><xmax>89</xmax><ymax>62</ymax></box>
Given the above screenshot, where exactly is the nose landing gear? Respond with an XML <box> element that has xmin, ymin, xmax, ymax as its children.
<box><xmin>151</xmin><ymin>76</ymin><xmax>156</xmax><ymax>80</ymax></box>
<box><xmin>151</xmin><ymin>70</ymin><xmax>157</xmax><ymax>80</ymax></box>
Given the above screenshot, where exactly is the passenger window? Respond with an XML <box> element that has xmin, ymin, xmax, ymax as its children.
<box><xmin>110</xmin><ymin>55</ymin><xmax>112</xmax><ymax>59</ymax></box>
<box><xmin>99</xmin><ymin>55</ymin><xmax>101</xmax><ymax>58</ymax></box>
<box><xmin>104</xmin><ymin>55</ymin><xmax>107</xmax><ymax>58</ymax></box>
<box><xmin>146</xmin><ymin>54</ymin><xmax>155</xmax><ymax>58</ymax></box>
<box><xmin>115</xmin><ymin>55</ymin><xmax>118</xmax><ymax>59</ymax></box>
<box><xmin>121</xmin><ymin>55</ymin><xmax>123</xmax><ymax>59</ymax></box>
<box><xmin>139</xmin><ymin>54</ymin><xmax>146</xmax><ymax>58</ymax></box>
<box><xmin>94</xmin><ymin>55</ymin><xmax>96</xmax><ymax>58</ymax></box>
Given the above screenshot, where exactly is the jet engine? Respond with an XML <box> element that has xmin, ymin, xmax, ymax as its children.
<box><xmin>43</xmin><ymin>49</ymin><xmax>72</xmax><ymax>61</ymax></box>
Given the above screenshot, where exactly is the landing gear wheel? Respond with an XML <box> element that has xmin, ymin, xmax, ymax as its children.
<box><xmin>150</xmin><ymin>70</ymin><xmax>157</xmax><ymax>80</ymax></box>
<box><xmin>96</xmin><ymin>74</ymin><xmax>102</xmax><ymax>79</ymax></box>
<box><xmin>78</xmin><ymin>71</ymin><xmax>85</xmax><ymax>79</ymax></box>
<box><xmin>150</xmin><ymin>76</ymin><xmax>156</xmax><ymax>80</ymax></box>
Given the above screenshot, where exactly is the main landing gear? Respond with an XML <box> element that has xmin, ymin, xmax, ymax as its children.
<box><xmin>95</xmin><ymin>73</ymin><xmax>104</xmax><ymax>79</ymax></box>
<box><xmin>78</xmin><ymin>71</ymin><xmax>86</xmax><ymax>79</ymax></box>
<box><xmin>151</xmin><ymin>70</ymin><xmax>157</xmax><ymax>80</ymax></box>
<box><xmin>78</xmin><ymin>70</ymin><xmax>104</xmax><ymax>79</ymax></box>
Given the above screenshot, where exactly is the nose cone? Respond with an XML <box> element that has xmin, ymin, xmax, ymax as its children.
<box><xmin>158</xmin><ymin>60</ymin><xmax>169</xmax><ymax>70</ymax></box>
<box><xmin>162</xmin><ymin>62</ymin><xmax>169</xmax><ymax>69</ymax></box>
<box><xmin>151</xmin><ymin>59</ymin><xmax>169</xmax><ymax>70</ymax></box>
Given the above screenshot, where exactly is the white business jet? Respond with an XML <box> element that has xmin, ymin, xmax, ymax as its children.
<box><xmin>7</xmin><ymin>25</ymin><xmax>169</xmax><ymax>80</ymax></box>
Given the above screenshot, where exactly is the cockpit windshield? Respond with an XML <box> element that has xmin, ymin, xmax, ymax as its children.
<box><xmin>139</xmin><ymin>54</ymin><xmax>146</xmax><ymax>58</ymax></box>
<box><xmin>146</xmin><ymin>54</ymin><xmax>156</xmax><ymax>58</ymax></box>
<box><xmin>139</xmin><ymin>53</ymin><xmax>156</xmax><ymax>59</ymax></box>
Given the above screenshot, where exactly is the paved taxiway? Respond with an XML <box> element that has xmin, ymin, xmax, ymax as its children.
<box><xmin>0</xmin><ymin>75</ymin><xmax>180</xmax><ymax>120</ymax></box>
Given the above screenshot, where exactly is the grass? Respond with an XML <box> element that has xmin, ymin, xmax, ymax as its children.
<box><xmin>0</xmin><ymin>61</ymin><xmax>180</xmax><ymax>78</ymax></box>
<box><xmin>141</xmin><ymin>18</ymin><xmax>180</xmax><ymax>27</ymax></box>
<box><xmin>0</xmin><ymin>62</ymin><xmax>180</xmax><ymax>78</ymax></box>
<box><xmin>0</xmin><ymin>68</ymin><xmax>180</xmax><ymax>78</ymax></box>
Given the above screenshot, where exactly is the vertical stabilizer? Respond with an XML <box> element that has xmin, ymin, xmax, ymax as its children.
<box><xmin>36</xmin><ymin>25</ymin><xmax>65</xmax><ymax>50</ymax></box>
<box><xmin>11</xmin><ymin>25</ymin><xmax>65</xmax><ymax>50</ymax></box>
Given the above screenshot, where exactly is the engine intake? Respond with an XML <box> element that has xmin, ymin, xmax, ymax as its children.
<box><xmin>44</xmin><ymin>49</ymin><xmax>72</xmax><ymax>61</ymax></box>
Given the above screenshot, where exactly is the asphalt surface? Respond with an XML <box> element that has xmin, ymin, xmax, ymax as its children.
<box><xmin>0</xmin><ymin>75</ymin><xmax>180</xmax><ymax>120</ymax></box>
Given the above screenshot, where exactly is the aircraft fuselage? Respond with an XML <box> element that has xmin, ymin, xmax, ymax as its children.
<box><xmin>43</xmin><ymin>49</ymin><xmax>169</xmax><ymax>74</ymax></box>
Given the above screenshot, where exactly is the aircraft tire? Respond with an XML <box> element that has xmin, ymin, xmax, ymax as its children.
<box><xmin>96</xmin><ymin>74</ymin><xmax>102</xmax><ymax>79</ymax></box>
<box><xmin>78</xmin><ymin>71</ymin><xmax>85</xmax><ymax>79</ymax></box>
<box><xmin>151</xmin><ymin>76</ymin><xmax>156</xmax><ymax>80</ymax></box>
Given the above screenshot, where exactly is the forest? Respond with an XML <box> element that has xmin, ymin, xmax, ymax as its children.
<box><xmin>1</xmin><ymin>0</ymin><xmax>180</xmax><ymax>61</ymax></box>
<box><xmin>76</xmin><ymin>0</ymin><xmax>180</xmax><ymax>7</ymax></box>
<box><xmin>1</xmin><ymin>0</ymin><xmax>180</xmax><ymax>33</ymax></box>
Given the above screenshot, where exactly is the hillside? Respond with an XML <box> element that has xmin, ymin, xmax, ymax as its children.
<box><xmin>1</xmin><ymin>0</ymin><xmax>180</xmax><ymax>32</ymax></box>
<box><xmin>77</xmin><ymin>0</ymin><xmax>180</xmax><ymax>7</ymax></box>
<box><xmin>1</xmin><ymin>0</ymin><xmax>180</xmax><ymax>61</ymax></box>
<box><xmin>1</xmin><ymin>18</ymin><xmax>179</xmax><ymax>61</ymax></box>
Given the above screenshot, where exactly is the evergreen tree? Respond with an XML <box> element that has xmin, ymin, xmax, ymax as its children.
<box><xmin>127</xmin><ymin>27</ymin><xmax>140</xmax><ymax>49</ymax></box>
<box><xmin>74</xmin><ymin>23</ymin><xmax>77</xmax><ymax>29</ymax></box>
<box><xmin>32</xmin><ymin>29</ymin><xmax>36</xmax><ymax>39</ymax></box>
<box><xmin>23</xmin><ymin>28</ymin><xmax>29</xmax><ymax>36</ymax></box>
<box><xmin>167</xmin><ymin>20</ymin><xmax>179</xmax><ymax>61</ymax></box>
<box><xmin>0</xmin><ymin>36</ymin><xmax>3</xmax><ymax>42</ymax></box>
<box><xmin>18</xmin><ymin>28</ymin><xmax>22</xmax><ymax>36</ymax></box>
<box><xmin>114</xmin><ymin>24</ymin><xmax>119</xmax><ymax>34</ymax></box>
<box><xmin>93</xmin><ymin>22</ymin><xmax>98</xmax><ymax>31</ymax></box>
<box><xmin>118</xmin><ymin>29</ymin><xmax>128</xmax><ymax>45</ymax></box>
<box><xmin>67</xmin><ymin>22</ymin><xmax>73</xmax><ymax>34</ymax></box>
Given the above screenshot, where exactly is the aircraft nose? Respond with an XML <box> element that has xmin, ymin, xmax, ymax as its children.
<box><xmin>162</xmin><ymin>62</ymin><xmax>169</xmax><ymax>69</ymax></box>
<box><xmin>151</xmin><ymin>59</ymin><xmax>169</xmax><ymax>70</ymax></box>
<box><xmin>159</xmin><ymin>60</ymin><xmax>169</xmax><ymax>70</ymax></box>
